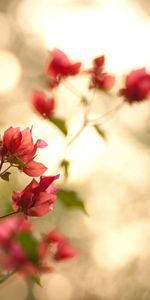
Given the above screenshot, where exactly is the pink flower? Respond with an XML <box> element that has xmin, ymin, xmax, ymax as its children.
<box><xmin>0</xmin><ymin>216</ymin><xmax>32</xmax><ymax>243</ymax></box>
<box><xmin>31</xmin><ymin>91</ymin><xmax>55</xmax><ymax>118</ymax></box>
<box><xmin>85</xmin><ymin>55</ymin><xmax>115</xmax><ymax>91</ymax></box>
<box><xmin>93</xmin><ymin>55</ymin><xmax>105</xmax><ymax>70</ymax></box>
<box><xmin>91</xmin><ymin>73</ymin><xmax>115</xmax><ymax>91</ymax></box>
<box><xmin>0</xmin><ymin>217</ymin><xmax>31</xmax><ymax>270</ymax></box>
<box><xmin>45</xmin><ymin>230</ymin><xmax>78</xmax><ymax>260</ymax></box>
<box><xmin>119</xmin><ymin>68</ymin><xmax>150</xmax><ymax>103</ymax></box>
<box><xmin>1</xmin><ymin>127</ymin><xmax>47</xmax><ymax>176</ymax></box>
<box><xmin>0</xmin><ymin>216</ymin><xmax>51</xmax><ymax>275</ymax></box>
<box><xmin>12</xmin><ymin>175</ymin><xmax>59</xmax><ymax>217</ymax></box>
<box><xmin>0</xmin><ymin>217</ymin><xmax>78</xmax><ymax>278</ymax></box>
<box><xmin>46</xmin><ymin>49</ymin><xmax>81</xmax><ymax>87</ymax></box>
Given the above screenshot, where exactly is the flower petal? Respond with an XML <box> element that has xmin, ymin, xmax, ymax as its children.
<box><xmin>23</xmin><ymin>161</ymin><xmax>47</xmax><ymax>177</ymax></box>
<box><xmin>31</xmin><ymin>91</ymin><xmax>55</xmax><ymax>117</ymax></box>
<box><xmin>126</xmin><ymin>68</ymin><xmax>146</xmax><ymax>88</ymax></box>
<box><xmin>26</xmin><ymin>203</ymin><xmax>51</xmax><ymax>217</ymax></box>
<box><xmin>3</xmin><ymin>127</ymin><xmax>22</xmax><ymax>152</ymax></box>
<box><xmin>55</xmin><ymin>242</ymin><xmax>78</xmax><ymax>260</ymax></box>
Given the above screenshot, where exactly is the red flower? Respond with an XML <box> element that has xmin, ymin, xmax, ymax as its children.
<box><xmin>45</xmin><ymin>230</ymin><xmax>78</xmax><ymax>260</ymax></box>
<box><xmin>31</xmin><ymin>91</ymin><xmax>55</xmax><ymax>118</ymax></box>
<box><xmin>0</xmin><ymin>216</ymin><xmax>52</xmax><ymax>275</ymax></box>
<box><xmin>119</xmin><ymin>68</ymin><xmax>150</xmax><ymax>103</ymax></box>
<box><xmin>1</xmin><ymin>127</ymin><xmax>47</xmax><ymax>176</ymax></box>
<box><xmin>12</xmin><ymin>175</ymin><xmax>59</xmax><ymax>217</ymax></box>
<box><xmin>0</xmin><ymin>217</ymin><xmax>32</xmax><ymax>270</ymax></box>
<box><xmin>0</xmin><ymin>216</ymin><xmax>32</xmax><ymax>243</ymax></box>
<box><xmin>0</xmin><ymin>217</ymin><xmax>78</xmax><ymax>278</ymax></box>
<box><xmin>93</xmin><ymin>55</ymin><xmax>105</xmax><ymax>70</ymax></box>
<box><xmin>90</xmin><ymin>73</ymin><xmax>115</xmax><ymax>91</ymax></box>
<box><xmin>46</xmin><ymin>49</ymin><xmax>81</xmax><ymax>87</ymax></box>
<box><xmin>85</xmin><ymin>55</ymin><xmax>115</xmax><ymax>91</ymax></box>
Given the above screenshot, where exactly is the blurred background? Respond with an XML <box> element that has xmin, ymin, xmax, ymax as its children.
<box><xmin>1</xmin><ymin>0</ymin><xmax>150</xmax><ymax>299</ymax></box>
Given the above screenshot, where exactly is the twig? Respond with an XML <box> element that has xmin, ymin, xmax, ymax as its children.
<box><xmin>63</xmin><ymin>80</ymin><xmax>89</xmax><ymax>103</ymax></box>
<box><xmin>0</xmin><ymin>164</ymin><xmax>12</xmax><ymax>176</ymax></box>
<box><xmin>0</xmin><ymin>270</ymin><xmax>16</xmax><ymax>284</ymax></box>
<box><xmin>0</xmin><ymin>211</ymin><xmax>19</xmax><ymax>220</ymax></box>
<box><xmin>87</xmin><ymin>100</ymin><xmax>124</xmax><ymax>124</ymax></box>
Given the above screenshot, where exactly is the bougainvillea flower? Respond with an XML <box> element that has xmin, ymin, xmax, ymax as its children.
<box><xmin>0</xmin><ymin>216</ymin><xmax>50</xmax><ymax>275</ymax></box>
<box><xmin>55</xmin><ymin>240</ymin><xmax>78</xmax><ymax>260</ymax></box>
<box><xmin>93</xmin><ymin>55</ymin><xmax>105</xmax><ymax>69</ymax></box>
<box><xmin>0</xmin><ymin>217</ymin><xmax>78</xmax><ymax>279</ymax></box>
<box><xmin>90</xmin><ymin>73</ymin><xmax>115</xmax><ymax>90</ymax></box>
<box><xmin>46</xmin><ymin>49</ymin><xmax>81</xmax><ymax>87</ymax></box>
<box><xmin>1</xmin><ymin>127</ymin><xmax>47</xmax><ymax>176</ymax></box>
<box><xmin>44</xmin><ymin>230</ymin><xmax>78</xmax><ymax>260</ymax></box>
<box><xmin>31</xmin><ymin>91</ymin><xmax>55</xmax><ymax>118</ymax></box>
<box><xmin>85</xmin><ymin>55</ymin><xmax>115</xmax><ymax>91</ymax></box>
<box><xmin>12</xmin><ymin>175</ymin><xmax>59</xmax><ymax>217</ymax></box>
<box><xmin>119</xmin><ymin>68</ymin><xmax>150</xmax><ymax>103</ymax></box>
<box><xmin>0</xmin><ymin>216</ymin><xmax>32</xmax><ymax>243</ymax></box>
<box><xmin>0</xmin><ymin>217</ymin><xmax>32</xmax><ymax>270</ymax></box>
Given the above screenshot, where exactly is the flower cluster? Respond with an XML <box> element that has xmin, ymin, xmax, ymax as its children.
<box><xmin>0</xmin><ymin>216</ymin><xmax>78</xmax><ymax>278</ymax></box>
<box><xmin>32</xmin><ymin>91</ymin><xmax>55</xmax><ymax>119</ymax></box>
<box><xmin>44</xmin><ymin>230</ymin><xmax>78</xmax><ymax>260</ymax></box>
<box><xmin>1</xmin><ymin>48</ymin><xmax>150</xmax><ymax>287</ymax></box>
<box><xmin>85</xmin><ymin>55</ymin><xmax>115</xmax><ymax>91</ymax></box>
<box><xmin>12</xmin><ymin>175</ymin><xmax>59</xmax><ymax>217</ymax></box>
<box><xmin>0</xmin><ymin>127</ymin><xmax>47</xmax><ymax>177</ymax></box>
<box><xmin>46</xmin><ymin>48</ymin><xmax>81</xmax><ymax>88</ymax></box>
<box><xmin>119</xmin><ymin>68</ymin><xmax>150</xmax><ymax>103</ymax></box>
<box><xmin>31</xmin><ymin>49</ymin><xmax>150</xmax><ymax>127</ymax></box>
<box><xmin>0</xmin><ymin>124</ymin><xmax>77</xmax><ymax>284</ymax></box>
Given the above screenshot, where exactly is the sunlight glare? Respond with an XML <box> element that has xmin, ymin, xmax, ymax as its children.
<box><xmin>17</xmin><ymin>1</ymin><xmax>150</xmax><ymax>74</ymax></box>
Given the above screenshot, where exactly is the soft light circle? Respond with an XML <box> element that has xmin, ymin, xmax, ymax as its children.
<box><xmin>0</xmin><ymin>50</ymin><xmax>22</xmax><ymax>93</ymax></box>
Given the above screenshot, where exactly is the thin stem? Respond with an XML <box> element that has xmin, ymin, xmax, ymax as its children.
<box><xmin>0</xmin><ymin>211</ymin><xmax>19</xmax><ymax>220</ymax></box>
<box><xmin>0</xmin><ymin>164</ymin><xmax>11</xmax><ymax>176</ymax></box>
<box><xmin>67</xmin><ymin>93</ymin><xmax>90</xmax><ymax>147</ymax></box>
<box><xmin>0</xmin><ymin>158</ymin><xmax>4</xmax><ymax>172</ymax></box>
<box><xmin>26</xmin><ymin>279</ymin><xmax>37</xmax><ymax>300</ymax></box>
<box><xmin>56</xmin><ymin>91</ymin><xmax>123</xmax><ymax>177</ymax></box>
<box><xmin>0</xmin><ymin>270</ymin><xmax>16</xmax><ymax>284</ymax></box>
<box><xmin>57</xmin><ymin>90</ymin><xmax>98</xmax><ymax>170</ymax></box>
<box><xmin>88</xmin><ymin>100</ymin><xmax>124</xmax><ymax>124</ymax></box>
<box><xmin>63</xmin><ymin>80</ymin><xmax>89</xmax><ymax>103</ymax></box>
<box><xmin>67</xmin><ymin>121</ymin><xmax>87</xmax><ymax>147</ymax></box>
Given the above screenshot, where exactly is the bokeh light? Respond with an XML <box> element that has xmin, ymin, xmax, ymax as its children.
<box><xmin>16</xmin><ymin>0</ymin><xmax>150</xmax><ymax>73</ymax></box>
<box><xmin>0</xmin><ymin>51</ymin><xmax>21</xmax><ymax>93</ymax></box>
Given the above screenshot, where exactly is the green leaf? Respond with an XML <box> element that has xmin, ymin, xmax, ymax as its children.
<box><xmin>49</xmin><ymin>116</ymin><xmax>67</xmax><ymax>136</ymax></box>
<box><xmin>30</xmin><ymin>273</ymin><xmax>41</xmax><ymax>286</ymax></box>
<box><xmin>9</xmin><ymin>155</ymin><xmax>26</xmax><ymax>168</ymax></box>
<box><xmin>15</xmin><ymin>232</ymin><xmax>38</xmax><ymax>263</ymax></box>
<box><xmin>93</xmin><ymin>125</ymin><xmax>106</xmax><ymax>140</ymax></box>
<box><xmin>60</xmin><ymin>160</ymin><xmax>70</xmax><ymax>179</ymax></box>
<box><xmin>0</xmin><ymin>172</ymin><xmax>11</xmax><ymax>181</ymax></box>
<box><xmin>57</xmin><ymin>189</ymin><xmax>88</xmax><ymax>214</ymax></box>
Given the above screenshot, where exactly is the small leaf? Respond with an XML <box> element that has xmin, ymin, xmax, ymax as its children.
<box><xmin>0</xmin><ymin>172</ymin><xmax>11</xmax><ymax>181</ymax></box>
<box><xmin>93</xmin><ymin>125</ymin><xmax>106</xmax><ymax>140</ymax></box>
<box><xmin>30</xmin><ymin>273</ymin><xmax>41</xmax><ymax>286</ymax></box>
<box><xmin>15</xmin><ymin>232</ymin><xmax>38</xmax><ymax>263</ymax></box>
<box><xmin>60</xmin><ymin>160</ymin><xmax>70</xmax><ymax>179</ymax></box>
<box><xmin>9</xmin><ymin>155</ymin><xmax>26</xmax><ymax>168</ymax></box>
<box><xmin>49</xmin><ymin>116</ymin><xmax>68</xmax><ymax>136</ymax></box>
<box><xmin>57</xmin><ymin>189</ymin><xmax>87</xmax><ymax>214</ymax></box>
